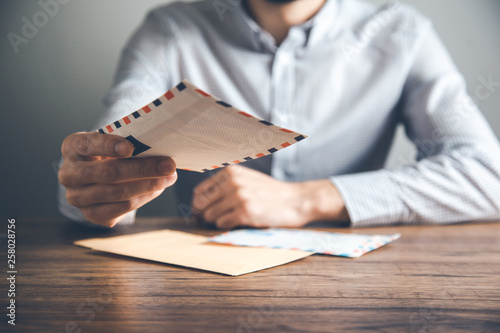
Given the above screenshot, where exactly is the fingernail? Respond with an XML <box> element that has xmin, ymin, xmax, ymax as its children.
<box><xmin>114</xmin><ymin>142</ymin><xmax>131</xmax><ymax>157</ymax></box>
<box><xmin>162</xmin><ymin>172</ymin><xmax>177</xmax><ymax>186</ymax></box>
<box><xmin>167</xmin><ymin>171</ymin><xmax>178</xmax><ymax>181</ymax></box>
<box><xmin>158</xmin><ymin>159</ymin><xmax>174</xmax><ymax>175</ymax></box>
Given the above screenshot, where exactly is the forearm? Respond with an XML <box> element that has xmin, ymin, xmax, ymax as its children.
<box><xmin>331</xmin><ymin>144</ymin><xmax>500</xmax><ymax>227</ymax></box>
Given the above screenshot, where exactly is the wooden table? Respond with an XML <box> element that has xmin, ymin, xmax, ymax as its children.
<box><xmin>5</xmin><ymin>218</ymin><xmax>500</xmax><ymax>332</ymax></box>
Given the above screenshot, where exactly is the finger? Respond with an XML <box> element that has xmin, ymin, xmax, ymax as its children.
<box><xmin>62</xmin><ymin>132</ymin><xmax>134</xmax><ymax>161</ymax></box>
<box><xmin>66</xmin><ymin>173</ymin><xmax>177</xmax><ymax>208</ymax></box>
<box><xmin>201</xmin><ymin>189</ymin><xmax>239</xmax><ymax>222</ymax></box>
<box><xmin>192</xmin><ymin>169</ymin><xmax>237</xmax><ymax>210</ymax></box>
<box><xmin>194</xmin><ymin>167</ymin><xmax>235</xmax><ymax>195</ymax></box>
<box><xmin>192</xmin><ymin>185</ymin><xmax>227</xmax><ymax>212</ymax></box>
<box><xmin>59</xmin><ymin>157</ymin><xmax>176</xmax><ymax>187</ymax></box>
<box><xmin>80</xmin><ymin>189</ymin><xmax>165</xmax><ymax>227</ymax></box>
<box><xmin>215</xmin><ymin>208</ymin><xmax>246</xmax><ymax>230</ymax></box>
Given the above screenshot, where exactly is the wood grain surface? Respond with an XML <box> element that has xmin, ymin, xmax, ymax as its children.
<box><xmin>4</xmin><ymin>218</ymin><xmax>500</xmax><ymax>332</ymax></box>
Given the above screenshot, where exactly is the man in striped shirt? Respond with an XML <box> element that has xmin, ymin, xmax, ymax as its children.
<box><xmin>58</xmin><ymin>0</ymin><xmax>500</xmax><ymax>229</ymax></box>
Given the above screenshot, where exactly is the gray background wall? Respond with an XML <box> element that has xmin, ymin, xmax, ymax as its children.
<box><xmin>1</xmin><ymin>0</ymin><xmax>499</xmax><ymax>219</ymax></box>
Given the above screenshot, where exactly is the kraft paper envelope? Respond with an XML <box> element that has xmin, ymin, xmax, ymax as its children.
<box><xmin>97</xmin><ymin>80</ymin><xmax>307</xmax><ymax>173</ymax></box>
<box><xmin>74</xmin><ymin>229</ymin><xmax>312</xmax><ymax>276</ymax></box>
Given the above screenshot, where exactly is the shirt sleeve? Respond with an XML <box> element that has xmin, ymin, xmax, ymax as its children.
<box><xmin>58</xmin><ymin>10</ymin><xmax>176</xmax><ymax>225</ymax></box>
<box><xmin>331</xmin><ymin>25</ymin><xmax>500</xmax><ymax>227</ymax></box>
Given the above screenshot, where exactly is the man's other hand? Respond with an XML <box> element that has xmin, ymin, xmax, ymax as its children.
<box><xmin>192</xmin><ymin>165</ymin><xmax>348</xmax><ymax>229</ymax></box>
<box><xmin>59</xmin><ymin>132</ymin><xmax>177</xmax><ymax>227</ymax></box>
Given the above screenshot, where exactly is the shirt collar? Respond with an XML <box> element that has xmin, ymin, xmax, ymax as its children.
<box><xmin>236</xmin><ymin>0</ymin><xmax>340</xmax><ymax>52</ymax></box>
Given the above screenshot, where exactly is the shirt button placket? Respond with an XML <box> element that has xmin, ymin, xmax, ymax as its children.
<box><xmin>270</xmin><ymin>44</ymin><xmax>298</xmax><ymax>181</ymax></box>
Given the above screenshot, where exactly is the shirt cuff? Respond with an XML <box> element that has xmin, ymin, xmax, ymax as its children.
<box><xmin>330</xmin><ymin>170</ymin><xmax>408</xmax><ymax>228</ymax></box>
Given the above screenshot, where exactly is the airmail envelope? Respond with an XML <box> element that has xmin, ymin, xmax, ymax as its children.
<box><xmin>97</xmin><ymin>80</ymin><xmax>307</xmax><ymax>173</ymax></box>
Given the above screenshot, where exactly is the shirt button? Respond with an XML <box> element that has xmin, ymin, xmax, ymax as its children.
<box><xmin>277</xmin><ymin>52</ymin><xmax>291</xmax><ymax>63</ymax></box>
<box><xmin>274</xmin><ymin>112</ymin><xmax>290</xmax><ymax>126</ymax></box>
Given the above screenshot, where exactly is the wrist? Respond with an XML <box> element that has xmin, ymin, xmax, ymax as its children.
<box><xmin>296</xmin><ymin>180</ymin><xmax>349</xmax><ymax>223</ymax></box>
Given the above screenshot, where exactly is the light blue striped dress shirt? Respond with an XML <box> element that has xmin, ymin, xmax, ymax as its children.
<box><xmin>59</xmin><ymin>0</ymin><xmax>500</xmax><ymax>227</ymax></box>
